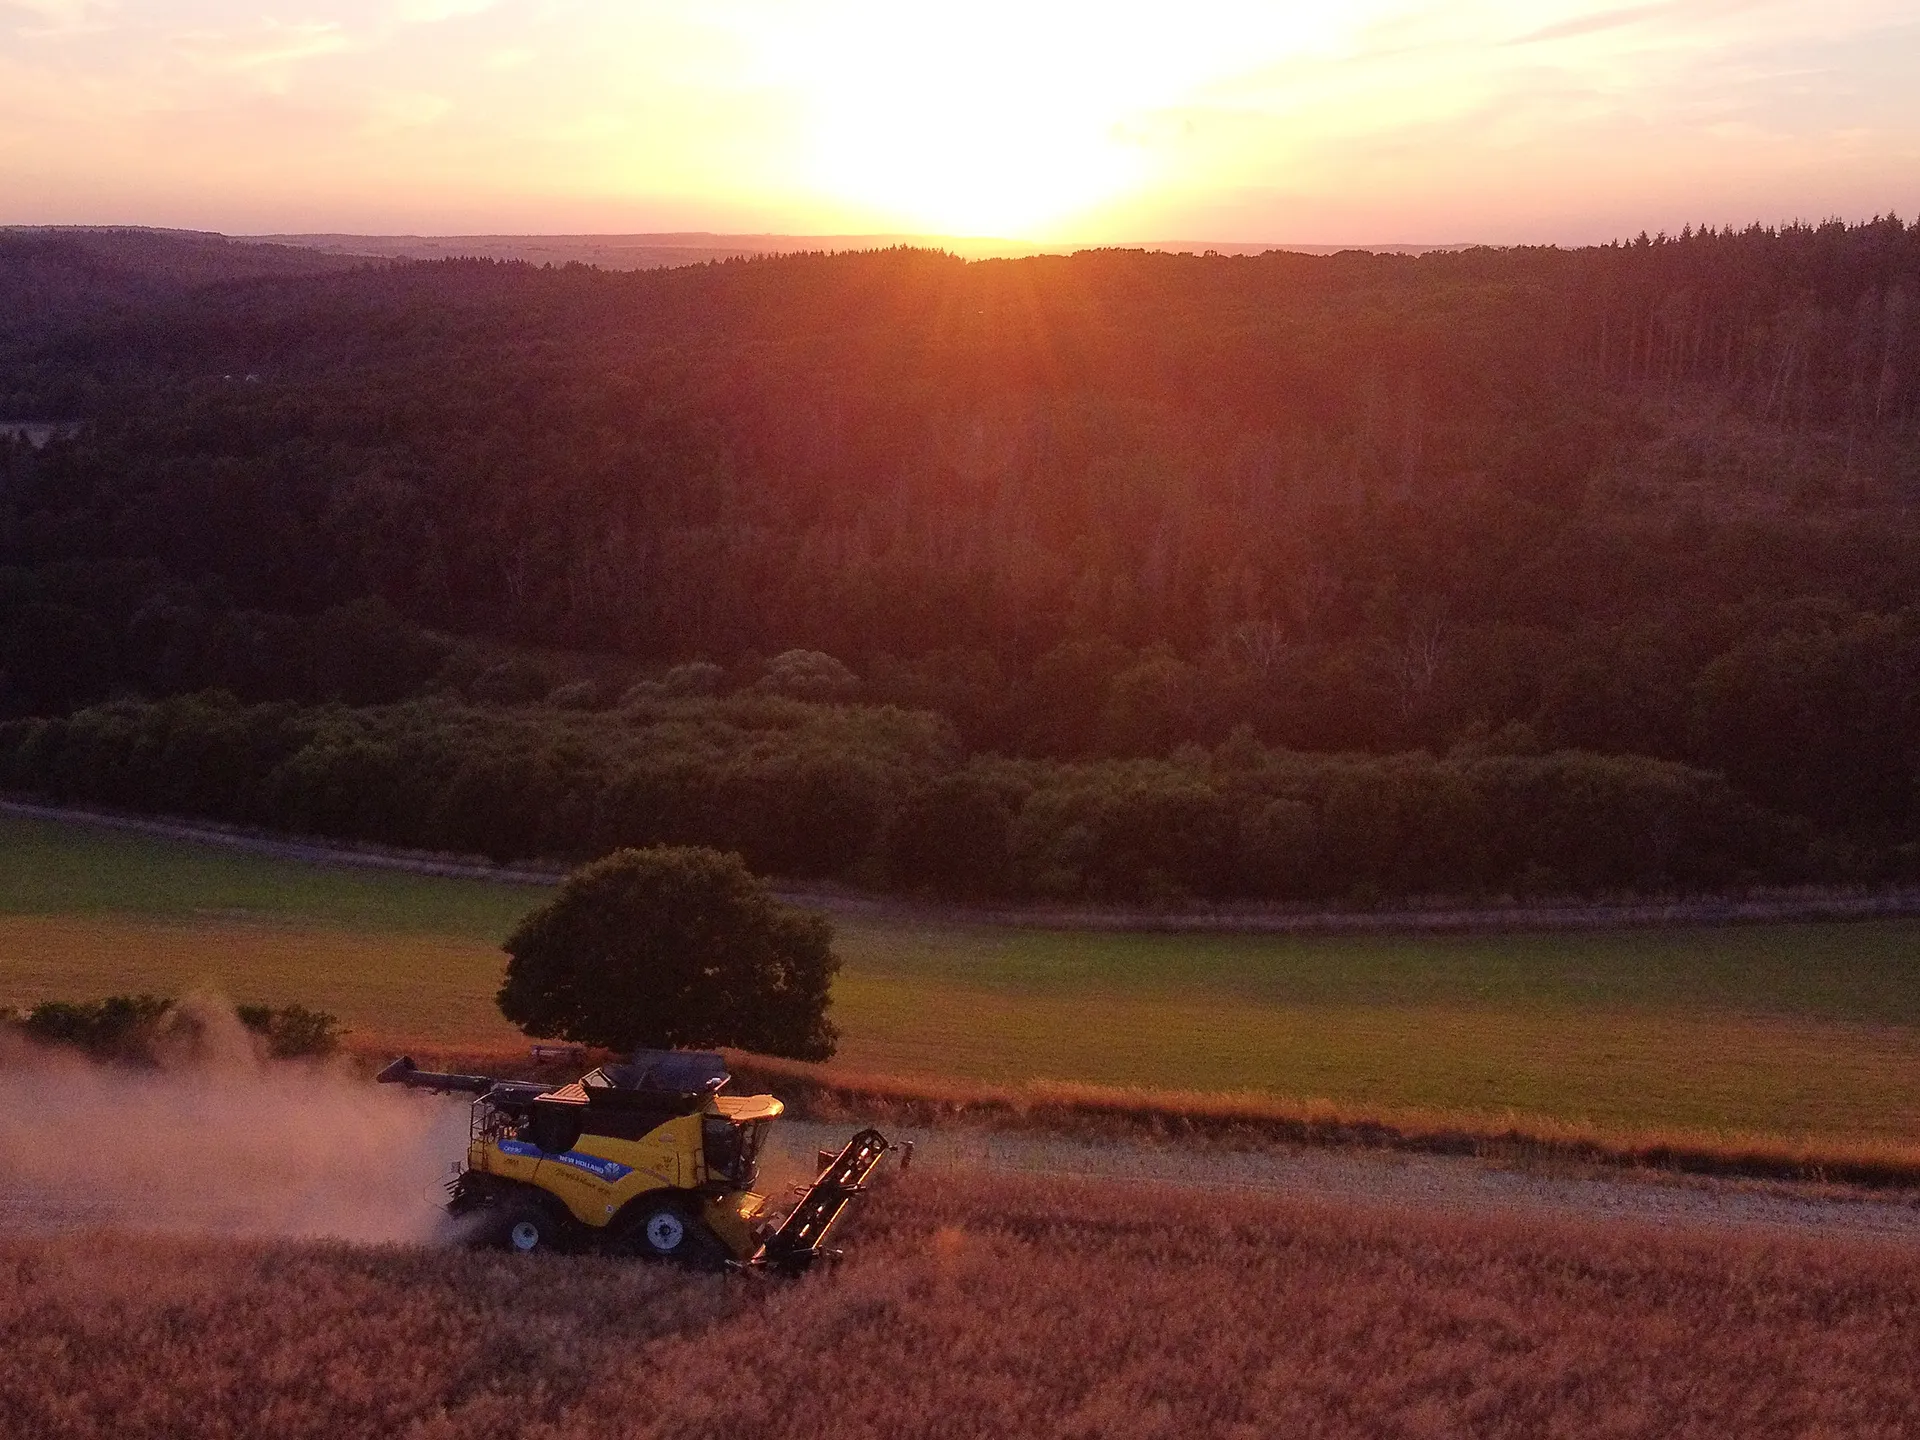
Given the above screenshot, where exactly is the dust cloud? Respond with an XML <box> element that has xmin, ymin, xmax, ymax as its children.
<box><xmin>0</xmin><ymin>997</ymin><xmax>469</xmax><ymax>1242</ymax></box>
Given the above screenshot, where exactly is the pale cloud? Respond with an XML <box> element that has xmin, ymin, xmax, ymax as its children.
<box><xmin>359</xmin><ymin>88</ymin><xmax>455</xmax><ymax>134</ymax></box>
<box><xmin>392</xmin><ymin>0</ymin><xmax>500</xmax><ymax>23</ymax></box>
<box><xmin>1507</xmin><ymin>0</ymin><xmax>1775</xmax><ymax>47</ymax></box>
<box><xmin>2</xmin><ymin>0</ymin><xmax>104</xmax><ymax>20</ymax></box>
<box><xmin>169</xmin><ymin>19</ymin><xmax>353</xmax><ymax>74</ymax></box>
<box><xmin>0</xmin><ymin>0</ymin><xmax>116</xmax><ymax>38</ymax></box>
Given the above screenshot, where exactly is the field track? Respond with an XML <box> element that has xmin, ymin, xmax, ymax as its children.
<box><xmin>2</xmin><ymin>1083</ymin><xmax>1916</xmax><ymax>1249</ymax></box>
<box><xmin>768</xmin><ymin>1122</ymin><xmax>1920</xmax><ymax>1244</ymax></box>
<box><xmin>12</xmin><ymin>796</ymin><xmax>1920</xmax><ymax>934</ymax></box>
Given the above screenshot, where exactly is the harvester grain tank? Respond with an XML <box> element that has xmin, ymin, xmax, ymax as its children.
<box><xmin>378</xmin><ymin>1049</ymin><xmax>890</xmax><ymax>1272</ymax></box>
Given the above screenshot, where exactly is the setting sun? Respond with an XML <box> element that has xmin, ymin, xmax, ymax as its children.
<box><xmin>765</xmin><ymin>1</ymin><xmax>1340</xmax><ymax>237</ymax></box>
<box><xmin>764</xmin><ymin>1</ymin><xmax>1290</xmax><ymax>237</ymax></box>
<box><xmin>2</xmin><ymin>0</ymin><xmax>1915</xmax><ymax>240</ymax></box>
<box><xmin>797</xmin><ymin>53</ymin><xmax>1149</xmax><ymax>239</ymax></box>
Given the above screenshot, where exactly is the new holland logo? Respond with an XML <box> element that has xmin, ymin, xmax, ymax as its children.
<box><xmin>495</xmin><ymin>1139</ymin><xmax>633</xmax><ymax>1183</ymax></box>
<box><xmin>552</xmin><ymin>1151</ymin><xmax>633</xmax><ymax>1182</ymax></box>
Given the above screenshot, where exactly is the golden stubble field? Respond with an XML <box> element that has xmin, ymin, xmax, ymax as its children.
<box><xmin>3</xmin><ymin>1170</ymin><xmax>1918</xmax><ymax>1440</ymax></box>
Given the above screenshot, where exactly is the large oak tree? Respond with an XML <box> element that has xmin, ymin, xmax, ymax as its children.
<box><xmin>498</xmin><ymin>845</ymin><xmax>838</xmax><ymax>1060</ymax></box>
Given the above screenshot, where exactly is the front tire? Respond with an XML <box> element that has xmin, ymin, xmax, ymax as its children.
<box><xmin>641</xmin><ymin>1208</ymin><xmax>688</xmax><ymax>1256</ymax></box>
<box><xmin>487</xmin><ymin>1199</ymin><xmax>562</xmax><ymax>1255</ymax></box>
<box><xmin>623</xmin><ymin>1201</ymin><xmax>725</xmax><ymax>1268</ymax></box>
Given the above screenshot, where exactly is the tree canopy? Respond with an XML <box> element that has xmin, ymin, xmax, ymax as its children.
<box><xmin>497</xmin><ymin>846</ymin><xmax>839</xmax><ymax>1060</ymax></box>
<box><xmin>7</xmin><ymin>224</ymin><xmax>1920</xmax><ymax>899</ymax></box>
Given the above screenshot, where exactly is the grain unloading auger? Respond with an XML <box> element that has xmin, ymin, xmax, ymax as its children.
<box><xmin>378</xmin><ymin>1050</ymin><xmax>893</xmax><ymax>1273</ymax></box>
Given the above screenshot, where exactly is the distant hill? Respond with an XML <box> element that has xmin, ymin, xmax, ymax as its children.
<box><xmin>0</xmin><ymin>228</ymin><xmax>1473</xmax><ymax>291</ymax></box>
<box><xmin>252</xmin><ymin>232</ymin><xmax>1473</xmax><ymax>270</ymax></box>
<box><xmin>252</xmin><ymin>232</ymin><xmax>1059</xmax><ymax>269</ymax></box>
<box><xmin>0</xmin><ymin>227</ymin><xmax>372</xmax><ymax>326</ymax></box>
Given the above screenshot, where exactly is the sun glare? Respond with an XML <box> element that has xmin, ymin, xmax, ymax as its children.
<box><xmin>807</xmin><ymin>93</ymin><xmax>1145</xmax><ymax>239</ymax></box>
<box><xmin>769</xmin><ymin>2</ymin><xmax>1344</xmax><ymax>238</ymax></box>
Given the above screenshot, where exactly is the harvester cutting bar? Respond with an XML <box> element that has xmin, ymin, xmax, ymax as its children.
<box><xmin>757</xmin><ymin>1127</ymin><xmax>890</xmax><ymax>1274</ymax></box>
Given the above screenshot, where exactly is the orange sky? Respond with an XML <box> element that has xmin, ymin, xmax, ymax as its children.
<box><xmin>2</xmin><ymin>0</ymin><xmax>1916</xmax><ymax>244</ymax></box>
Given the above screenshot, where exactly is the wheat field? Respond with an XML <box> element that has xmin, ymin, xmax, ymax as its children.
<box><xmin>3</xmin><ymin>1170</ymin><xmax>1917</xmax><ymax>1440</ymax></box>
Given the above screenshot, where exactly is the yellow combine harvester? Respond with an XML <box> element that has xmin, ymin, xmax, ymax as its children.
<box><xmin>378</xmin><ymin>1049</ymin><xmax>891</xmax><ymax>1272</ymax></box>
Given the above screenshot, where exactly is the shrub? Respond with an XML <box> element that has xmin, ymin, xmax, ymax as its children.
<box><xmin>545</xmin><ymin>679</ymin><xmax>602</xmax><ymax>709</ymax></box>
<box><xmin>884</xmin><ymin>771</ymin><xmax>1016</xmax><ymax>898</ymax></box>
<box><xmin>234</xmin><ymin>1003</ymin><xmax>343</xmax><ymax>1058</ymax></box>
<box><xmin>659</xmin><ymin>661</ymin><xmax>726</xmax><ymax>698</ymax></box>
<box><xmin>754</xmin><ymin>649</ymin><xmax>859</xmax><ymax>701</ymax></box>
<box><xmin>0</xmin><ymin>692</ymin><xmax>1824</xmax><ymax>903</ymax></box>
<box><xmin>468</xmin><ymin>656</ymin><xmax>554</xmax><ymax>705</ymax></box>
<box><xmin>21</xmin><ymin>994</ymin><xmax>174</xmax><ymax>1058</ymax></box>
<box><xmin>12</xmin><ymin>995</ymin><xmax>342</xmax><ymax>1061</ymax></box>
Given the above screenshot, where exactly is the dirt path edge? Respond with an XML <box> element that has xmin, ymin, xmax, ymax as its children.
<box><xmin>12</xmin><ymin>795</ymin><xmax>1920</xmax><ymax>936</ymax></box>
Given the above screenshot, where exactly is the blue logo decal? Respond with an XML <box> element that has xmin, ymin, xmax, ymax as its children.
<box><xmin>491</xmin><ymin>1137</ymin><xmax>632</xmax><ymax>1182</ymax></box>
<box><xmin>553</xmin><ymin>1151</ymin><xmax>632</xmax><ymax>1183</ymax></box>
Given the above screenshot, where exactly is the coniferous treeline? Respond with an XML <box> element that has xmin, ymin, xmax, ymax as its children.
<box><xmin>3</xmin><ymin>222</ymin><xmax>1919</xmax><ymax>894</ymax></box>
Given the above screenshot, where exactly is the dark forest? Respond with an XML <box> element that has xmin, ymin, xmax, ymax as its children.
<box><xmin>3</xmin><ymin>221</ymin><xmax>1918</xmax><ymax>901</ymax></box>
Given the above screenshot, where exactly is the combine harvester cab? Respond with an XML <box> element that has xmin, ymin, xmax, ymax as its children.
<box><xmin>378</xmin><ymin>1050</ymin><xmax>890</xmax><ymax>1273</ymax></box>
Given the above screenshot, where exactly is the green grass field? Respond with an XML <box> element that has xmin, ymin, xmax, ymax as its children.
<box><xmin>3</xmin><ymin>812</ymin><xmax>1919</xmax><ymax>1142</ymax></box>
